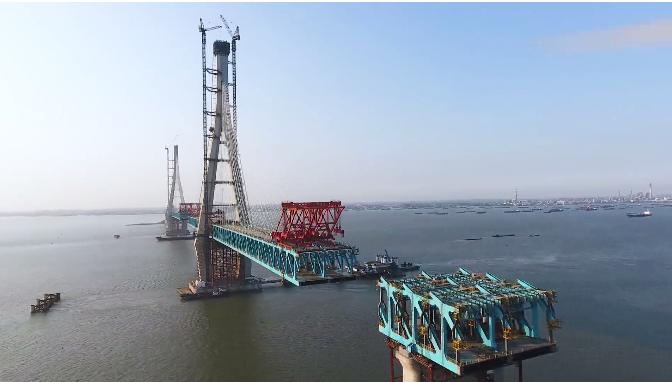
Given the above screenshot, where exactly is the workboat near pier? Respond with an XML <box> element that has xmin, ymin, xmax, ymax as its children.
<box><xmin>177</xmin><ymin>277</ymin><xmax>267</xmax><ymax>301</ymax></box>
<box><xmin>375</xmin><ymin>250</ymin><xmax>420</xmax><ymax>271</ymax></box>
<box><xmin>348</xmin><ymin>250</ymin><xmax>420</xmax><ymax>278</ymax></box>
<box><xmin>156</xmin><ymin>232</ymin><xmax>196</xmax><ymax>241</ymax></box>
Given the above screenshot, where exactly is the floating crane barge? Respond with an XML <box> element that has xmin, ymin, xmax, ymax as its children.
<box><xmin>378</xmin><ymin>269</ymin><xmax>561</xmax><ymax>382</ymax></box>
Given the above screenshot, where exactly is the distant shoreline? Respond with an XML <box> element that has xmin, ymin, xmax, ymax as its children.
<box><xmin>0</xmin><ymin>209</ymin><xmax>164</xmax><ymax>218</ymax></box>
<box><xmin>2</xmin><ymin>196</ymin><xmax>669</xmax><ymax>217</ymax></box>
<box><xmin>125</xmin><ymin>221</ymin><xmax>165</xmax><ymax>226</ymax></box>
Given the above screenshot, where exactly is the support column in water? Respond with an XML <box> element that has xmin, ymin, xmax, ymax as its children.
<box><xmin>394</xmin><ymin>348</ymin><xmax>421</xmax><ymax>382</ymax></box>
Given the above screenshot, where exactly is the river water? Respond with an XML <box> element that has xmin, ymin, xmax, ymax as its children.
<box><xmin>1</xmin><ymin>208</ymin><xmax>671</xmax><ymax>382</ymax></box>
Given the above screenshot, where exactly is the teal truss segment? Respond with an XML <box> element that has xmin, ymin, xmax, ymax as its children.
<box><xmin>171</xmin><ymin>212</ymin><xmax>198</xmax><ymax>229</ymax></box>
<box><xmin>212</xmin><ymin>225</ymin><xmax>300</xmax><ymax>284</ymax></box>
<box><xmin>172</xmin><ymin>213</ymin><xmax>358</xmax><ymax>286</ymax></box>
<box><xmin>212</xmin><ymin>225</ymin><xmax>358</xmax><ymax>286</ymax></box>
<box><xmin>378</xmin><ymin>269</ymin><xmax>561</xmax><ymax>376</ymax></box>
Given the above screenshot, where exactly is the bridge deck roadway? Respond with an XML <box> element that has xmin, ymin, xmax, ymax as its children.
<box><xmin>172</xmin><ymin>213</ymin><xmax>357</xmax><ymax>286</ymax></box>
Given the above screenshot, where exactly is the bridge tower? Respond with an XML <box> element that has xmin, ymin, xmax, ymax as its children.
<box><xmin>164</xmin><ymin>145</ymin><xmax>190</xmax><ymax>236</ymax></box>
<box><xmin>192</xmin><ymin>18</ymin><xmax>252</xmax><ymax>292</ymax></box>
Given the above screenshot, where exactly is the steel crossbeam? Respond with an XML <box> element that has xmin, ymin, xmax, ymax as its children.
<box><xmin>377</xmin><ymin>270</ymin><xmax>561</xmax><ymax>375</ymax></box>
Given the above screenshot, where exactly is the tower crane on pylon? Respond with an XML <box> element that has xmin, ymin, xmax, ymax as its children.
<box><xmin>198</xmin><ymin>18</ymin><xmax>221</xmax><ymax>143</ymax></box>
<box><xmin>220</xmin><ymin>15</ymin><xmax>240</xmax><ymax>134</ymax></box>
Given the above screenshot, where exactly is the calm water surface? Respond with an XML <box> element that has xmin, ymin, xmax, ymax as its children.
<box><xmin>1</xmin><ymin>208</ymin><xmax>671</xmax><ymax>382</ymax></box>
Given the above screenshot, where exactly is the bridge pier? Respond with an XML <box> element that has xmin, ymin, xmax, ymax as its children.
<box><xmin>394</xmin><ymin>348</ymin><xmax>422</xmax><ymax>382</ymax></box>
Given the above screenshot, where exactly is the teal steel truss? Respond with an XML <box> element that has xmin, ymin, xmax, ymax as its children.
<box><xmin>171</xmin><ymin>212</ymin><xmax>200</xmax><ymax>230</ymax></box>
<box><xmin>378</xmin><ymin>269</ymin><xmax>561</xmax><ymax>375</ymax></box>
<box><xmin>172</xmin><ymin>213</ymin><xmax>358</xmax><ymax>286</ymax></box>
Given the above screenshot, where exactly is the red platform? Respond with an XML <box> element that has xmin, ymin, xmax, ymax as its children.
<box><xmin>179</xmin><ymin>203</ymin><xmax>201</xmax><ymax>217</ymax></box>
<box><xmin>271</xmin><ymin>201</ymin><xmax>345</xmax><ymax>248</ymax></box>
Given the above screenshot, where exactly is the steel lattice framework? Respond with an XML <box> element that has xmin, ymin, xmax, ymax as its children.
<box><xmin>378</xmin><ymin>269</ymin><xmax>561</xmax><ymax>377</ymax></box>
<box><xmin>271</xmin><ymin>201</ymin><xmax>345</xmax><ymax>248</ymax></box>
<box><xmin>210</xmin><ymin>241</ymin><xmax>244</xmax><ymax>286</ymax></box>
<box><xmin>179</xmin><ymin>203</ymin><xmax>201</xmax><ymax>217</ymax></box>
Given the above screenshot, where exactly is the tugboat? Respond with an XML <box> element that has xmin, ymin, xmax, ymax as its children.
<box><xmin>347</xmin><ymin>250</ymin><xmax>423</xmax><ymax>279</ymax></box>
<box><xmin>156</xmin><ymin>231</ymin><xmax>197</xmax><ymax>241</ymax></box>
<box><xmin>626</xmin><ymin>210</ymin><xmax>652</xmax><ymax>218</ymax></box>
<box><xmin>374</xmin><ymin>250</ymin><xmax>420</xmax><ymax>272</ymax></box>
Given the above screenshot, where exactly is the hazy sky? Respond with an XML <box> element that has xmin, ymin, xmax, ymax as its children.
<box><xmin>1</xmin><ymin>3</ymin><xmax>672</xmax><ymax>212</ymax></box>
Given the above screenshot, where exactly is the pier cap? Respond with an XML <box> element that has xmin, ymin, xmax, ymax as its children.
<box><xmin>213</xmin><ymin>40</ymin><xmax>231</xmax><ymax>56</ymax></box>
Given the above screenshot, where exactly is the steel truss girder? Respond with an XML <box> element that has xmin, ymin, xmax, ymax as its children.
<box><xmin>213</xmin><ymin>225</ymin><xmax>300</xmax><ymax>285</ymax></box>
<box><xmin>294</xmin><ymin>248</ymin><xmax>358</xmax><ymax>278</ymax></box>
<box><xmin>171</xmin><ymin>213</ymin><xmax>200</xmax><ymax>229</ymax></box>
<box><xmin>377</xmin><ymin>269</ymin><xmax>560</xmax><ymax>375</ymax></box>
<box><xmin>210</xmin><ymin>225</ymin><xmax>358</xmax><ymax>286</ymax></box>
<box><xmin>174</xmin><ymin>214</ymin><xmax>358</xmax><ymax>285</ymax></box>
<box><xmin>189</xmin><ymin>216</ymin><xmax>199</xmax><ymax>228</ymax></box>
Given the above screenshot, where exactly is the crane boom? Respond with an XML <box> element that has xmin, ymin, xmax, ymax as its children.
<box><xmin>219</xmin><ymin>16</ymin><xmax>240</xmax><ymax>41</ymax></box>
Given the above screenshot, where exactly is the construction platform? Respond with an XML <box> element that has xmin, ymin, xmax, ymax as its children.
<box><xmin>378</xmin><ymin>269</ymin><xmax>561</xmax><ymax>380</ymax></box>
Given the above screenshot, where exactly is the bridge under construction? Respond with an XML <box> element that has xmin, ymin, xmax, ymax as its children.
<box><xmin>157</xmin><ymin>15</ymin><xmax>561</xmax><ymax>382</ymax></box>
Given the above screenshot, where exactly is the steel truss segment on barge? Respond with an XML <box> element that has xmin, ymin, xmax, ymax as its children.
<box><xmin>377</xmin><ymin>268</ymin><xmax>561</xmax><ymax>377</ymax></box>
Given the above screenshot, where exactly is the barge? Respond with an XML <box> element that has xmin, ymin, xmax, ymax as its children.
<box><xmin>177</xmin><ymin>277</ymin><xmax>269</xmax><ymax>301</ymax></box>
<box><xmin>157</xmin><ymin>232</ymin><xmax>196</xmax><ymax>241</ymax></box>
<box><xmin>627</xmin><ymin>210</ymin><xmax>652</xmax><ymax>218</ymax></box>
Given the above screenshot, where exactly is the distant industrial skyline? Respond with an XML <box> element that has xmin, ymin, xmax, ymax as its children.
<box><xmin>2</xmin><ymin>188</ymin><xmax>670</xmax><ymax>216</ymax></box>
<box><xmin>2</xmin><ymin>3</ymin><xmax>672</xmax><ymax>212</ymax></box>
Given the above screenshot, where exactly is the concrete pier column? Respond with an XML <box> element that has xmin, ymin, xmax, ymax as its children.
<box><xmin>394</xmin><ymin>348</ymin><xmax>421</xmax><ymax>382</ymax></box>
